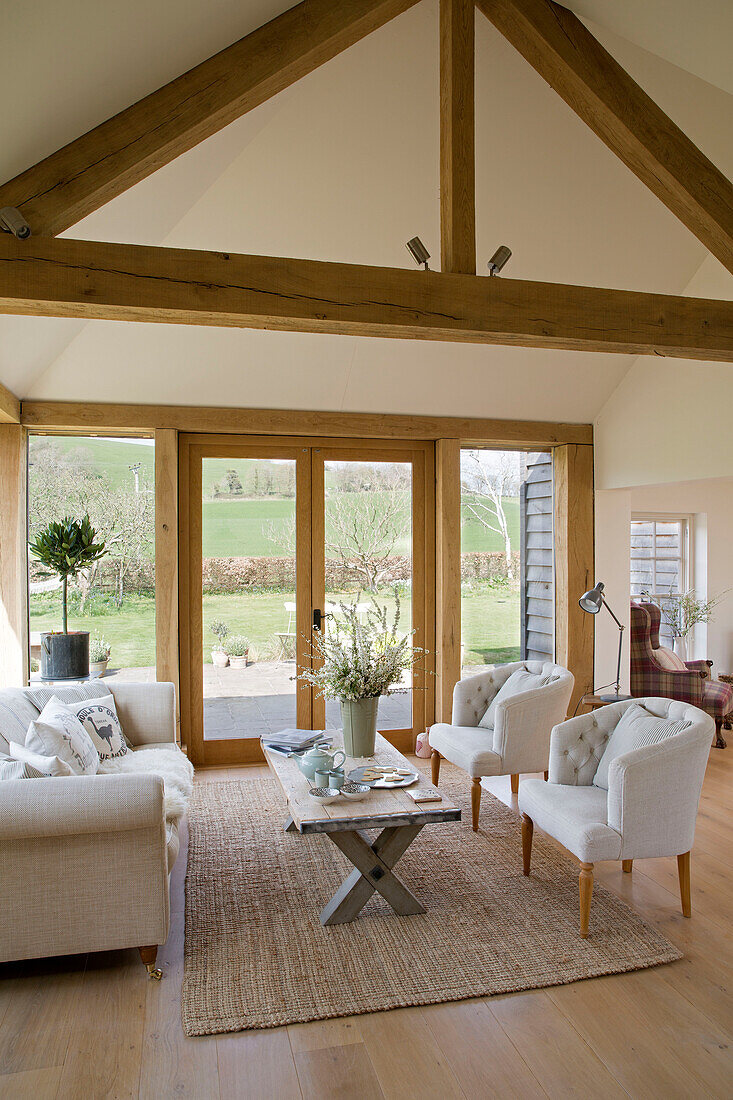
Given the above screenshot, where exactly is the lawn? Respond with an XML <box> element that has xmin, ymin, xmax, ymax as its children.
<box><xmin>201</xmin><ymin>495</ymin><xmax>519</xmax><ymax>558</ymax></box>
<box><xmin>30</xmin><ymin>585</ymin><xmax>519</xmax><ymax>669</ymax></box>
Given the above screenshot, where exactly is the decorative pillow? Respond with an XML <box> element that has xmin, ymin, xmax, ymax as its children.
<box><xmin>24</xmin><ymin>696</ymin><xmax>99</xmax><ymax>775</ymax></box>
<box><xmin>478</xmin><ymin>667</ymin><xmax>555</xmax><ymax>729</ymax></box>
<box><xmin>654</xmin><ymin>646</ymin><xmax>688</xmax><ymax>671</ymax></box>
<box><xmin>593</xmin><ymin>703</ymin><xmax>691</xmax><ymax>790</ymax></box>
<box><xmin>66</xmin><ymin>695</ymin><xmax>128</xmax><ymax>761</ymax></box>
<box><xmin>0</xmin><ymin>750</ymin><xmax>46</xmax><ymax>780</ymax></box>
<box><xmin>8</xmin><ymin>740</ymin><xmax>75</xmax><ymax>777</ymax></box>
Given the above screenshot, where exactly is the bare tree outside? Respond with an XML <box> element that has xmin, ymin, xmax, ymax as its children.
<box><xmin>28</xmin><ymin>440</ymin><xmax>154</xmax><ymax>608</ymax></box>
<box><xmin>264</xmin><ymin>463</ymin><xmax>410</xmax><ymax>593</ymax></box>
<box><xmin>461</xmin><ymin>450</ymin><xmax>520</xmax><ymax>581</ymax></box>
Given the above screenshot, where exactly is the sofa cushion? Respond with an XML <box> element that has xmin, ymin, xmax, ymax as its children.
<box><xmin>24</xmin><ymin>696</ymin><xmax>99</xmax><ymax>776</ymax></box>
<box><xmin>66</xmin><ymin>695</ymin><xmax>128</xmax><ymax>761</ymax></box>
<box><xmin>8</xmin><ymin>739</ymin><xmax>75</xmax><ymax>777</ymax></box>
<box><xmin>654</xmin><ymin>646</ymin><xmax>688</xmax><ymax>671</ymax></box>
<box><xmin>0</xmin><ymin>749</ymin><xmax>51</xmax><ymax>780</ymax></box>
<box><xmin>478</xmin><ymin>667</ymin><xmax>552</xmax><ymax>729</ymax></box>
<box><xmin>429</xmin><ymin>723</ymin><xmax>502</xmax><ymax>778</ymax></box>
<box><xmin>593</xmin><ymin>703</ymin><xmax>691</xmax><ymax>790</ymax></box>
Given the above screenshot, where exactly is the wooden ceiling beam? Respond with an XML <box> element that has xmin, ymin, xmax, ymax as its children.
<box><xmin>440</xmin><ymin>0</ymin><xmax>476</xmax><ymax>273</ymax></box>
<box><xmin>20</xmin><ymin>401</ymin><xmax>592</xmax><ymax>446</ymax></box>
<box><xmin>0</xmin><ymin>381</ymin><xmax>21</xmax><ymax>424</ymax></box>
<box><xmin>1</xmin><ymin>234</ymin><xmax>731</xmax><ymax>361</ymax></box>
<box><xmin>0</xmin><ymin>0</ymin><xmax>421</xmax><ymax>237</ymax></box>
<box><xmin>475</xmin><ymin>0</ymin><xmax>733</xmax><ymax>274</ymax></box>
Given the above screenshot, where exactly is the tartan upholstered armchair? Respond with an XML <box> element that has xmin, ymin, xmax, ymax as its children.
<box><xmin>630</xmin><ymin>601</ymin><xmax>733</xmax><ymax>748</ymax></box>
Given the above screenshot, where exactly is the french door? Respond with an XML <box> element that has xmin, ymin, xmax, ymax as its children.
<box><xmin>179</xmin><ymin>435</ymin><xmax>434</xmax><ymax>765</ymax></box>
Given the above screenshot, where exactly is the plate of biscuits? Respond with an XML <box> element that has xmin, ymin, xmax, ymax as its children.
<box><xmin>348</xmin><ymin>764</ymin><xmax>419</xmax><ymax>788</ymax></box>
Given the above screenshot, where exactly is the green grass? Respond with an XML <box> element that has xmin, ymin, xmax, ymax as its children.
<box><xmin>201</xmin><ymin>494</ymin><xmax>519</xmax><ymax>558</ymax></box>
<box><xmin>202</xmin><ymin>498</ymin><xmax>296</xmax><ymax>557</ymax></box>
<box><xmin>29</xmin><ymin>585</ymin><xmax>519</xmax><ymax>669</ymax></box>
<box><xmin>30</xmin><ymin>436</ymin><xmax>155</xmax><ymax>490</ymax></box>
<box><xmin>30</xmin><ymin>592</ymin><xmax>156</xmax><ymax>668</ymax></box>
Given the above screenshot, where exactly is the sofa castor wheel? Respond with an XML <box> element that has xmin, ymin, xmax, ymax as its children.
<box><xmin>146</xmin><ymin>964</ymin><xmax>163</xmax><ymax>980</ymax></box>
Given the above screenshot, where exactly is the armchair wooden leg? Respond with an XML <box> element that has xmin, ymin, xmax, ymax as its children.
<box><xmin>510</xmin><ymin>773</ymin><xmax>519</xmax><ymax>795</ymax></box>
<box><xmin>431</xmin><ymin>750</ymin><xmax>441</xmax><ymax>786</ymax></box>
<box><xmin>622</xmin><ymin>860</ymin><xmax>633</xmax><ymax>873</ymax></box>
<box><xmin>543</xmin><ymin>771</ymin><xmax>548</xmax><ymax>781</ymax></box>
<box><xmin>579</xmin><ymin>863</ymin><xmax>594</xmax><ymax>938</ymax></box>
<box><xmin>471</xmin><ymin>777</ymin><xmax>482</xmax><ymax>831</ymax></box>
<box><xmin>139</xmin><ymin>945</ymin><xmax>163</xmax><ymax>980</ymax></box>
<box><xmin>677</xmin><ymin>851</ymin><xmax>691</xmax><ymax>917</ymax></box>
<box><xmin>521</xmin><ymin>814</ymin><xmax>533</xmax><ymax>875</ymax></box>
<box><xmin>714</xmin><ymin>720</ymin><xmax>726</xmax><ymax>749</ymax></box>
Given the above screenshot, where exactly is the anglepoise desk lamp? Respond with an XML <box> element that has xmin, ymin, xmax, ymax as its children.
<box><xmin>579</xmin><ymin>581</ymin><xmax>632</xmax><ymax>703</ymax></box>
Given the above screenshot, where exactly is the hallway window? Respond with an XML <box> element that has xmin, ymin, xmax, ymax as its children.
<box><xmin>630</xmin><ymin>515</ymin><xmax>690</xmax><ymax>646</ymax></box>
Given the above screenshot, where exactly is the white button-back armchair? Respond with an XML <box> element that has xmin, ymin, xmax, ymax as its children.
<box><xmin>429</xmin><ymin>661</ymin><xmax>574</xmax><ymax>831</ymax></box>
<box><xmin>519</xmin><ymin>698</ymin><xmax>713</xmax><ymax>938</ymax></box>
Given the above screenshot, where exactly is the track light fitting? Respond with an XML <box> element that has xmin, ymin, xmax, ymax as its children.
<box><xmin>0</xmin><ymin>207</ymin><xmax>31</xmax><ymax>239</ymax></box>
<box><xmin>406</xmin><ymin>236</ymin><xmax>430</xmax><ymax>270</ymax></box>
<box><xmin>487</xmin><ymin>245</ymin><xmax>511</xmax><ymax>276</ymax></box>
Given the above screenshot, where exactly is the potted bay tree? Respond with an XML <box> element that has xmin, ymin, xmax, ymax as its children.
<box><xmin>30</xmin><ymin>515</ymin><xmax>107</xmax><ymax>681</ymax></box>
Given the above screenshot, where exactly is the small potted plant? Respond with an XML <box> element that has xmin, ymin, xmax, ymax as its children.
<box><xmin>661</xmin><ymin>589</ymin><xmax>727</xmax><ymax>660</ymax></box>
<box><xmin>225</xmin><ymin>634</ymin><xmax>250</xmax><ymax>669</ymax></box>
<box><xmin>89</xmin><ymin>632</ymin><xmax>111</xmax><ymax>676</ymax></box>
<box><xmin>29</xmin><ymin>515</ymin><xmax>107</xmax><ymax>680</ymax></box>
<box><xmin>210</xmin><ymin>620</ymin><xmax>230</xmax><ymax>667</ymax></box>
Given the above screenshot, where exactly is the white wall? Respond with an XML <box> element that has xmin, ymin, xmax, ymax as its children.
<box><xmin>595</xmin><ymin>256</ymin><xmax>733</xmax><ymax>491</ymax></box>
<box><xmin>595</xmin><ymin>480</ymin><xmax>733</xmax><ymax>688</ymax></box>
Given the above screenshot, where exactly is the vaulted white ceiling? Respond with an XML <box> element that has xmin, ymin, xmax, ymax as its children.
<box><xmin>1</xmin><ymin>0</ymin><xmax>731</xmax><ymax>422</ymax></box>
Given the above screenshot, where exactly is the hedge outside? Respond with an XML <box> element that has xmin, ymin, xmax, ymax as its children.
<box><xmin>31</xmin><ymin>551</ymin><xmax>519</xmax><ymax>596</ymax></box>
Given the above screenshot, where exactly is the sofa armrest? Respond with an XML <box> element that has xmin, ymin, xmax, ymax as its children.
<box><xmin>107</xmin><ymin>681</ymin><xmax>176</xmax><ymax>745</ymax></box>
<box><xmin>685</xmin><ymin>659</ymin><xmax>712</xmax><ymax>678</ymax></box>
<box><xmin>607</xmin><ymin>723</ymin><xmax>712</xmax><ymax>858</ymax></box>
<box><xmin>0</xmin><ymin>772</ymin><xmax>164</xmax><ymax>840</ymax></box>
<box><xmin>0</xmin><ymin>773</ymin><xmax>170</xmax><ymax>964</ymax></box>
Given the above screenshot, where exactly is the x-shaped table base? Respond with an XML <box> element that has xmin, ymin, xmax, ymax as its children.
<box><xmin>317</xmin><ymin>823</ymin><xmax>426</xmax><ymax>925</ymax></box>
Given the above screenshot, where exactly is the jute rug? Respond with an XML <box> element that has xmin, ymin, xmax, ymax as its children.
<box><xmin>182</xmin><ymin>772</ymin><xmax>681</xmax><ymax>1035</ymax></box>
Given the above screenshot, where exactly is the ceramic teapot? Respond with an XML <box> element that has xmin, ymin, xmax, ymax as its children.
<box><xmin>291</xmin><ymin>744</ymin><xmax>346</xmax><ymax>781</ymax></box>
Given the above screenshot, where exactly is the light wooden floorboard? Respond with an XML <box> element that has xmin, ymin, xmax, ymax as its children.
<box><xmin>0</xmin><ymin>749</ymin><xmax>731</xmax><ymax>1099</ymax></box>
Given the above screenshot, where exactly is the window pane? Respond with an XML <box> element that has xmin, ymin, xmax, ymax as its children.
<box><xmin>323</xmin><ymin>460</ymin><xmax>412</xmax><ymax>732</ymax></box>
<box><xmin>461</xmin><ymin>450</ymin><xmax>550</xmax><ymax>678</ymax></box>
<box><xmin>201</xmin><ymin>457</ymin><xmax>297</xmax><ymax>741</ymax></box>
<box><xmin>28</xmin><ymin>436</ymin><xmax>156</xmax><ymax>680</ymax></box>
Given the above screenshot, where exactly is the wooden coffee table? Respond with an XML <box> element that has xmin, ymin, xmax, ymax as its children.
<box><xmin>263</xmin><ymin>732</ymin><xmax>461</xmax><ymax>925</ymax></box>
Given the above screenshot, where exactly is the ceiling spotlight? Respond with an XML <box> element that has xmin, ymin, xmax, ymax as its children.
<box><xmin>406</xmin><ymin>236</ymin><xmax>430</xmax><ymax>270</ymax></box>
<box><xmin>487</xmin><ymin>245</ymin><xmax>512</xmax><ymax>276</ymax></box>
<box><xmin>0</xmin><ymin>206</ymin><xmax>31</xmax><ymax>240</ymax></box>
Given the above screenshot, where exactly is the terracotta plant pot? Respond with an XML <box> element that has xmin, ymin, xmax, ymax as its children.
<box><xmin>211</xmin><ymin>649</ymin><xmax>229</xmax><ymax>668</ymax></box>
<box><xmin>89</xmin><ymin>659</ymin><xmax>109</xmax><ymax>676</ymax></box>
<box><xmin>341</xmin><ymin>696</ymin><xmax>380</xmax><ymax>757</ymax></box>
<box><xmin>229</xmin><ymin>653</ymin><xmax>248</xmax><ymax>669</ymax></box>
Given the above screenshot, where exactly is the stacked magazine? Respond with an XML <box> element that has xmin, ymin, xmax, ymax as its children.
<box><xmin>262</xmin><ymin>728</ymin><xmax>329</xmax><ymax>755</ymax></box>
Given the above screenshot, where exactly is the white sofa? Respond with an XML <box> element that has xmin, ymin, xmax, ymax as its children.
<box><xmin>0</xmin><ymin>681</ymin><xmax>185</xmax><ymax>976</ymax></box>
<box><xmin>429</xmin><ymin>660</ymin><xmax>574</xmax><ymax>830</ymax></box>
<box><xmin>519</xmin><ymin>697</ymin><xmax>713</xmax><ymax>937</ymax></box>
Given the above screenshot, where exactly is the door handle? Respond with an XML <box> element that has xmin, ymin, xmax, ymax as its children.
<box><xmin>313</xmin><ymin>608</ymin><xmax>322</xmax><ymax>631</ymax></box>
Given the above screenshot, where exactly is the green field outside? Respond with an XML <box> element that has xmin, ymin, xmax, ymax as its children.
<box><xmin>30</xmin><ymin>586</ymin><xmax>519</xmax><ymax>669</ymax></box>
<box><xmin>201</xmin><ymin>495</ymin><xmax>518</xmax><ymax>558</ymax></box>
<box><xmin>29</xmin><ymin>437</ymin><xmax>522</xmax><ymax>671</ymax></box>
